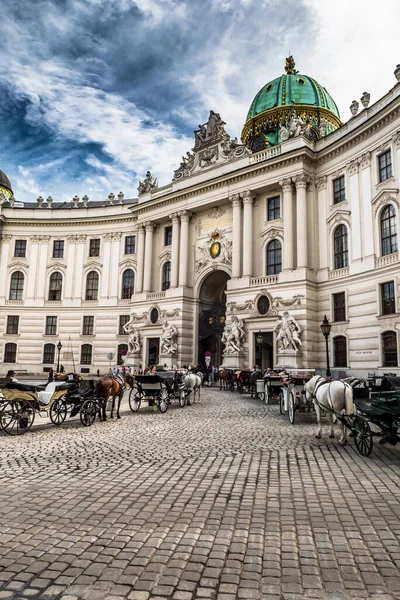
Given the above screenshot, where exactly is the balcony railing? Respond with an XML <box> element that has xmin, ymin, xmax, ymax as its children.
<box><xmin>328</xmin><ymin>267</ymin><xmax>349</xmax><ymax>280</ymax></box>
<box><xmin>249</xmin><ymin>275</ymin><xmax>279</xmax><ymax>287</ymax></box>
<box><xmin>375</xmin><ymin>252</ymin><xmax>399</xmax><ymax>268</ymax></box>
<box><xmin>249</xmin><ymin>146</ymin><xmax>281</xmax><ymax>164</ymax></box>
<box><xmin>146</xmin><ymin>291</ymin><xmax>166</xmax><ymax>301</ymax></box>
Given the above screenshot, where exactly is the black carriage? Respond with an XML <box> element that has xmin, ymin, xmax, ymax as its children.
<box><xmin>156</xmin><ymin>370</ymin><xmax>187</xmax><ymax>407</ymax></box>
<box><xmin>0</xmin><ymin>374</ymin><xmax>97</xmax><ymax>435</ymax></box>
<box><xmin>280</xmin><ymin>371</ymin><xmax>315</xmax><ymax>423</ymax></box>
<box><xmin>128</xmin><ymin>374</ymin><xmax>170</xmax><ymax>414</ymax></box>
<box><xmin>257</xmin><ymin>376</ymin><xmax>285</xmax><ymax>405</ymax></box>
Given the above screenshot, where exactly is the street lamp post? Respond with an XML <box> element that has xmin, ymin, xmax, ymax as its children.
<box><xmin>56</xmin><ymin>340</ymin><xmax>62</xmax><ymax>373</ymax></box>
<box><xmin>320</xmin><ymin>315</ymin><xmax>332</xmax><ymax>377</ymax></box>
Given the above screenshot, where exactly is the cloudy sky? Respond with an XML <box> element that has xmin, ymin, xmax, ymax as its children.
<box><xmin>0</xmin><ymin>0</ymin><xmax>399</xmax><ymax>203</ymax></box>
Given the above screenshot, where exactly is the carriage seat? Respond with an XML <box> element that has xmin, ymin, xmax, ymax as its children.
<box><xmin>6</xmin><ymin>382</ymin><xmax>41</xmax><ymax>393</ymax></box>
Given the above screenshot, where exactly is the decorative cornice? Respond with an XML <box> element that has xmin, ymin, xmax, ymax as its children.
<box><xmin>315</xmin><ymin>175</ymin><xmax>327</xmax><ymax>191</ymax></box>
<box><xmin>359</xmin><ymin>152</ymin><xmax>371</xmax><ymax>170</ymax></box>
<box><xmin>346</xmin><ymin>159</ymin><xmax>360</xmax><ymax>175</ymax></box>
<box><xmin>31</xmin><ymin>235</ymin><xmax>50</xmax><ymax>244</ymax></box>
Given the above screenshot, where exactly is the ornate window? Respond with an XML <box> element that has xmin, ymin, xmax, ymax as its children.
<box><xmin>333</xmin><ymin>225</ymin><xmax>348</xmax><ymax>269</ymax></box>
<box><xmin>333</xmin><ymin>292</ymin><xmax>346</xmax><ymax>322</ymax></box>
<box><xmin>257</xmin><ymin>295</ymin><xmax>270</xmax><ymax>315</ymax></box>
<box><xmin>4</xmin><ymin>342</ymin><xmax>17</xmax><ymax>363</ymax></box>
<box><xmin>164</xmin><ymin>226</ymin><xmax>172</xmax><ymax>246</ymax></box>
<box><xmin>119</xmin><ymin>315</ymin><xmax>129</xmax><ymax>335</ymax></box>
<box><xmin>82</xmin><ymin>316</ymin><xmax>94</xmax><ymax>336</ymax></box>
<box><xmin>266</xmin><ymin>240</ymin><xmax>282</xmax><ymax>275</ymax></box>
<box><xmin>117</xmin><ymin>344</ymin><xmax>128</xmax><ymax>365</ymax></box>
<box><xmin>45</xmin><ymin>316</ymin><xmax>57</xmax><ymax>335</ymax></box>
<box><xmin>378</xmin><ymin>150</ymin><xmax>392</xmax><ymax>183</ymax></box>
<box><xmin>80</xmin><ymin>344</ymin><xmax>92</xmax><ymax>365</ymax></box>
<box><xmin>333</xmin><ymin>336</ymin><xmax>347</xmax><ymax>368</ymax></box>
<box><xmin>124</xmin><ymin>235</ymin><xmax>136</xmax><ymax>255</ymax></box>
<box><xmin>53</xmin><ymin>240</ymin><xmax>64</xmax><ymax>258</ymax></box>
<box><xmin>150</xmin><ymin>308</ymin><xmax>159</xmax><ymax>324</ymax></box>
<box><xmin>381</xmin><ymin>281</ymin><xmax>396</xmax><ymax>315</ymax></box>
<box><xmin>9</xmin><ymin>271</ymin><xmax>24</xmax><ymax>300</ymax></box>
<box><xmin>43</xmin><ymin>343</ymin><xmax>55</xmax><ymax>364</ymax></box>
<box><xmin>85</xmin><ymin>271</ymin><xmax>99</xmax><ymax>301</ymax></box>
<box><xmin>267</xmin><ymin>196</ymin><xmax>280</xmax><ymax>221</ymax></box>
<box><xmin>162</xmin><ymin>262</ymin><xmax>171</xmax><ymax>291</ymax></box>
<box><xmin>382</xmin><ymin>331</ymin><xmax>398</xmax><ymax>367</ymax></box>
<box><xmin>333</xmin><ymin>176</ymin><xmax>346</xmax><ymax>204</ymax></box>
<box><xmin>48</xmin><ymin>272</ymin><xmax>63</xmax><ymax>301</ymax></box>
<box><xmin>381</xmin><ymin>205</ymin><xmax>398</xmax><ymax>256</ymax></box>
<box><xmin>14</xmin><ymin>240</ymin><xmax>27</xmax><ymax>258</ymax></box>
<box><xmin>6</xmin><ymin>316</ymin><xmax>19</xmax><ymax>335</ymax></box>
<box><xmin>89</xmin><ymin>238</ymin><xmax>100</xmax><ymax>257</ymax></box>
<box><xmin>122</xmin><ymin>269</ymin><xmax>134</xmax><ymax>299</ymax></box>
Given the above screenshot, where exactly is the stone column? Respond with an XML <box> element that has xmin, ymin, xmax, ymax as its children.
<box><xmin>135</xmin><ymin>225</ymin><xmax>145</xmax><ymax>294</ymax></box>
<box><xmin>65</xmin><ymin>236</ymin><xmax>76</xmax><ymax>299</ymax></box>
<box><xmin>230</xmin><ymin>193</ymin><xmax>242</xmax><ymax>278</ymax></box>
<box><xmin>100</xmin><ymin>234</ymin><xmax>112</xmax><ymax>299</ymax></box>
<box><xmin>36</xmin><ymin>237</ymin><xmax>50</xmax><ymax>301</ymax></box>
<box><xmin>110</xmin><ymin>233</ymin><xmax>121</xmax><ymax>298</ymax></box>
<box><xmin>360</xmin><ymin>152</ymin><xmax>373</xmax><ymax>257</ymax></box>
<box><xmin>315</xmin><ymin>176</ymin><xmax>328</xmax><ymax>271</ymax></box>
<box><xmin>170</xmin><ymin>213</ymin><xmax>180</xmax><ymax>288</ymax></box>
<box><xmin>74</xmin><ymin>236</ymin><xmax>86</xmax><ymax>299</ymax></box>
<box><xmin>294</xmin><ymin>173</ymin><xmax>310</xmax><ymax>268</ymax></box>
<box><xmin>143</xmin><ymin>222</ymin><xmax>154</xmax><ymax>292</ymax></box>
<box><xmin>279</xmin><ymin>178</ymin><xmax>294</xmax><ymax>271</ymax></box>
<box><xmin>241</xmin><ymin>190</ymin><xmax>254</xmax><ymax>277</ymax></box>
<box><xmin>179</xmin><ymin>210</ymin><xmax>191</xmax><ymax>287</ymax></box>
<box><xmin>0</xmin><ymin>235</ymin><xmax>12</xmax><ymax>299</ymax></box>
<box><xmin>347</xmin><ymin>158</ymin><xmax>361</xmax><ymax>261</ymax></box>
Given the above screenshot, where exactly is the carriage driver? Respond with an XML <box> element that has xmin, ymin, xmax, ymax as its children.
<box><xmin>5</xmin><ymin>370</ymin><xmax>18</xmax><ymax>383</ymax></box>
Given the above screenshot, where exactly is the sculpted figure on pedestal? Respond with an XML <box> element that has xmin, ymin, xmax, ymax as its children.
<box><xmin>222</xmin><ymin>316</ymin><xmax>245</xmax><ymax>354</ymax></box>
<box><xmin>128</xmin><ymin>329</ymin><xmax>141</xmax><ymax>355</ymax></box>
<box><xmin>160</xmin><ymin>320</ymin><xmax>178</xmax><ymax>355</ymax></box>
<box><xmin>274</xmin><ymin>311</ymin><xmax>302</xmax><ymax>351</ymax></box>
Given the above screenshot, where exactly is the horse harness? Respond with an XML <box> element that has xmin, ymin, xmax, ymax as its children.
<box><xmin>307</xmin><ymin>376</ymin><xmax>349</xmax><ymax>416</ymax></box>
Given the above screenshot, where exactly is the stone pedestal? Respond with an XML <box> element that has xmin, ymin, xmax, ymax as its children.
<box><xmin>159</xmin><ymin>354</ymin><xmax>177</xmax><ymax>369</ymax></box>
<box><xmin>275</xmin><ymin>350</ymin><xmax>303</xmax><ymax>370</ymax></box>
<box><xmin>123</xmin><ymin>353</ymin><xmax>141</xmax><ymax>370</ymax></box>
<box><xmin>221</xmin><ymin>353</ymin><xmax>245</xmax><ymax>370</ymax></box>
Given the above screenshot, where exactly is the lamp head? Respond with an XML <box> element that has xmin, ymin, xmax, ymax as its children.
<box><xmin>320</xmin><ymin>315</ymin><xmax>332</xmax><ymax>338</ymax></box>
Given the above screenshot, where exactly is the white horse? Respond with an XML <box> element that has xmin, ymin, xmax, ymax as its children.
<box><xmin>304</xmin><ymin>375</ymin><xmax>355</xmax><ymax>445</ymax></box>
<box><xmin>181</xmin><ymin>372</ymin><xmax>202</xmax><ymax>405</ymax></box>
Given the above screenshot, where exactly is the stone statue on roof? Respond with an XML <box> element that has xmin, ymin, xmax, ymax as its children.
<box><xmin>138</xmin><ymin>171</ymin><xmax>158</xmax><ymax>195</ymax></box>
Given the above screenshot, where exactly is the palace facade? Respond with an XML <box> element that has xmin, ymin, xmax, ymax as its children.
<box><xmin>1</xmin><ymin>57</ymin><xmax>400</xmax><ymax>376</ymax></box>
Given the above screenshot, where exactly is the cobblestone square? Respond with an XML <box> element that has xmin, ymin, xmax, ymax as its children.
<box><xmin>1</xmin><ymin>388</ymin><xmax>400</xmax><ymax>600</ymax></box>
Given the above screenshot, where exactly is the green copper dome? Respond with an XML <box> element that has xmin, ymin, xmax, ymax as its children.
<box><xmin>242</xmin><ymin>56</ymin><xmax>342</xmax><ymax>152</ymax></box>
<box><xmin>246</xmin><ymin>73</ymin><xmax>340</xmax><ymax>122</ymax></box>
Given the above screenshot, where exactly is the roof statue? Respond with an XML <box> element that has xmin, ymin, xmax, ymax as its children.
<box><xmin>138</xmin><ymin>170</ymin><xmax>158</xmax><ymax>195</ymax></box>
<box><xmin>242</xmin><ymin>55</ymin><xmax>342</xmax><ymax>152</ymax></box>
<box><xmin>173</xmin><ymin>110</ymin><xmax>249</xmax><ymax>181</ymax></box>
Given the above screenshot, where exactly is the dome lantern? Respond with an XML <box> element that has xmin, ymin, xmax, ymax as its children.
<box><xmin>241</xmin><ymin>56</ymin><xmax>342</xmax><ymax>152</ymax></box>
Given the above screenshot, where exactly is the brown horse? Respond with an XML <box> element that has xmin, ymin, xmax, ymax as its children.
<box><xmin>94</xmin><ymin>374</ymin><xmax>134</xmax><ymax>421</ymax></box>
<box><xmin>219</xmin><ymin>368</ymin><xmax>234</xmax><ymax>391</ymax></box>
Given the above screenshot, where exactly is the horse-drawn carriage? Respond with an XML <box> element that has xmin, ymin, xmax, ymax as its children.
<box><xmin>281</xmin><ymin>371</ymin><xmax>315</xmax><ymax>423</ymax></box>
<box><xmin>128</xmin><ymin>371</ymin><xmax>187</xmax><ymax>414</ymax></box>
<box><xmin>0</xmin><ymin>374</ymin><xmax>97</xmax><ymax>435</ymax></box>
<box><xmin>257</xmin><ymin>375</ymin><xmax>285</xmax><ymax>405</ymax></box>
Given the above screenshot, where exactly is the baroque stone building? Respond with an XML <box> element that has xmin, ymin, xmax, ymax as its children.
<box><xmin>1</xmin><ymin>57</ymin><xmax>400</xmax><ymax>376</ymax></box>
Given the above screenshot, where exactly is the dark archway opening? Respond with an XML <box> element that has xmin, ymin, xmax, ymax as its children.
<box><xmin>198</xmin><ymin>270</ymin><xmax>230</xmax><ymax>369</ymax></box>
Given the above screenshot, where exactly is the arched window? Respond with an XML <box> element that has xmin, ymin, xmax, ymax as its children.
<box><xmin>334</xmin><ymin>225</ymin><xmax>348</xmax><ymax>269</ymax></box>
<box><xmin>81</xmin><ymin>344</ymin><xmax>92</xmax><ymax>365</ymax></box>
<box><xmin>162</xmin><ymin>261</ymin><xmax>171</xmax><ymax>291</ymax></box>
<box><xmin>117</xmin><ymin>344</ymin><xmax>128</xmax><ymax>365</ymax></box>
<box><xmin>4</xmin><ymin>342</ymin><xmax>17</xmax><ymax>363</ymax></box>
<box><xmin>333</xmin><ymin>336</ymin><xmax>347</xmax><ymax>368</ymax></box>
<box><xmin>9</xmin><ymin>271</ymin><xmax>24</xmax><ymax>300</ymax></box>
<box><xmin>382</xmin><ymin>331</ymin><xmax>398</xmax><ymax>367</ymax></box>
<box><xmin>85</xmin><ymin>271</ymin><xmax>99</xmax><ymax>301</ymax></box>
<box><xmin>122</xmin><ymin>269</ymin><xmax>134</xmax><ymax>299</ymax></box>
<box><xmin>48</xmin><ymin>272</ymin><xmax>63</xmax><ymax>301</ymax></box>
<box><xmin>266</xmin><ymin>240</ymin><xmax>282</xmax><ymax>275</ymax></box>
<box><xmin>381</xmin><ymin>205</ymin><xmax>398</xmax><ymax>256</ymax></box>
<box><xmin>43</xmin><ymin>343</ymin><xmax>55</xmax><ymax>364</ymax></box>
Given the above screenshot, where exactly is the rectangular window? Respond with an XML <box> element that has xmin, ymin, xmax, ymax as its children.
<box><xmin>379</xmin><ymin>150</ymin><xmax>392</xmax><ymax>183</ymax></box>
<box><xmin>6</xmin><ymin>315</ymin><xmax>19</xmax><ymax>335</ymax></box>
<box><xmin>82</xmin><ymin>316</ymin><xmax>94</xmax><ymax>336</ymax></box>
<box><xmin>119</xmin><ymin>315</ymin><xmax>129</xmax><ymax>335</ymax></box>
<box><xmin>53</xmin><ymin>240</ymin><xmax>64</xmax><ymax>258</ymax></box>
<box><xmin>4</xmin><ymin>343</ymin><xmax>17</xmax><ymax>363</ymax></box>
<box><xmin>45</xmin><ymin>316</ymin><xmax>57</xmax><ymax>335</ymax></box>
<box><xmin>381</xmin><ymin>281</ymin><xmax>396</xmax><ymax>315</ymax></box>
<box><xmin>81</xmin><ymin>345</ymin><xmax>92</xmax><ymax>365</ymax></box>
<box><xmin>267</xmin><ymin>196</ymin><xmax>280</xmax><ymax>221</ymax></box>
<box><xmin>89</xmin><ymin>239</ymin><xmax>100</xmax><ymax>257</ymax></box>
<box><xmin>333</xmin><ymin>292</ymin><xmax>346</xmax><ymax>322</ymax></box>
<box><xmin>14</xmin><ymin>240</ymin><xmax>27</xmax><ymax>258</ymax></box>
<box><xmin>333</xmin><ymin>176</ymin><xmax>346</xmax><ymax>204</ymax></box>
<box><xmin>125</xmin><ymin>235</ymin><xmax>136</xmax><ymax>255</ymax></box>
<box><xmin>164</xmin><ymin>226</ymin><xmax>173</xmax><ymax>246</ymax></box>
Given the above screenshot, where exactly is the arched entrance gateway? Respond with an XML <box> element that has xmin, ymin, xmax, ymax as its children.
<box><xmin>197</xmin><ymin>270</ymin><xmax>230</xmax><ymax>368</ymax></box>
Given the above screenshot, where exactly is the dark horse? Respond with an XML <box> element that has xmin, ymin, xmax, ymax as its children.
<box><xmin>94</xmin><ymin>373</ymin><xmax>134</xmax><ymax>421</ymax></box>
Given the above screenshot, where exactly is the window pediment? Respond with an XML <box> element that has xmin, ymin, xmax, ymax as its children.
<box><xmin>46</xmin><ymin>261</ymin><xmax>66</xmax><ymax>271</ymax></box>
<box><xmin>260</xmin><ymin>224</ymin><xmax>283</xmax><ymax>240</ymax></box>
<box><xmin>83</xmin><ymin>260</ymin><xmax>103</xmax><ymax>271</ymax></box>
<box><xmin>9</xmin><ymin>259</ymin><xmax>28</xmax><ymax>270</ymax></box>
<box><xmin>371</xmin><ymin>188</ymin><xmax>399</xmax><ymax>216</ymax></box>
<box><xmin>327</xmin><ymin>209</ymin><xmax>351</xmax><ymax>233</ymax></box>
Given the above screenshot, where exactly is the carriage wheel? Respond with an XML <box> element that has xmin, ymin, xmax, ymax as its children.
<box><xmin>279</xmin><ymin>391</ymin><xmax>284</xmax><ymax>414</ymax></box>
<box><xmin>0</xmin><ymin>400</ymin><xmax>35</xmax><ymax>435</ymax></box>
<box><xmin>80</xmin><ymin>399</ymin><xmax>97</xmax><ymax>427</ymax></box>
<box><xmin>353</xmin><ymin>416</ymin><xmax>373</xmax><ymax>457</ymax></box>
<box><xmin>128</xmin><ymin>387</ymin><xmax>141</xmax><ymax>413</ymax></box>
<box><xmin>179</xmin><ymin>390</ymin><xmax>186</xmax><ymax>408</ymax></box>
<box><xmin>158</xmin><ymin>387</ymin><xmax>169</xmax><ymax>413</ymax></box>
<box><xmin>288</xmin><ymin>391</ymin><xmax>296</xmax><ymax>424</ymax></box>
<box><xmin>50</xmin><ymin>399</ymin><xmax>67</xmax><ymax>426</ymax></box>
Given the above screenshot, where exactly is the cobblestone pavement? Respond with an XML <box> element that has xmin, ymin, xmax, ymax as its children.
<box><xmin>1</xmin><ymin>387</ymin><xmax>400</xmax><ymax>600</ymax></box>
